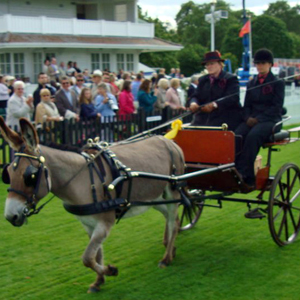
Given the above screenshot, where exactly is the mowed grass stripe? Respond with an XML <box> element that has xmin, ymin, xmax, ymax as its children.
<box><xmin>1</xmin><ymin>134</ymin><xmax>300</xmax><ymax>299</ymax></box>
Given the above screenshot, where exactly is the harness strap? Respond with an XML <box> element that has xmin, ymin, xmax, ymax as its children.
<box><xmin>87</xmin><ymin>162</ymin><xmax>98</xmax><ymax>204</ymax></box>
<box><xmin>63</xmin><ymin>198</ymin><xmax>128</xmax><ymax>216</ymax></box>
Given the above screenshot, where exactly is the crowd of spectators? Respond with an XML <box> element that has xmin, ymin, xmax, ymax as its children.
<box><xmin>0</xmin><ymin>60</ymin><xmax>191</xmax><ymax>132</ymax></box>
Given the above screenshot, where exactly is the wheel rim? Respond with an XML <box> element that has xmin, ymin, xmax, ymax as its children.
<box><xmin>178</xmin><ymin>190</ymin><xmax>204</xmax><ymax>231</ymax></box>
<box><xmin>268</xmin><ymin>163</ymin><xmax>300</xmax><ymax>246</ymax></box>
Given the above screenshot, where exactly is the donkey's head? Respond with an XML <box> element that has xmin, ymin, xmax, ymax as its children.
<box><xmin>0</xmin><ymin>117</ymin><xmax>51</xmax><ymax>226</ymax></box>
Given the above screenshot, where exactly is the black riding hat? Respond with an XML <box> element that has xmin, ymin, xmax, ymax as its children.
<box><xmin>253</xmin><ymin>49</ymin><xmax>274</xmax><ymax>65</ymax></box>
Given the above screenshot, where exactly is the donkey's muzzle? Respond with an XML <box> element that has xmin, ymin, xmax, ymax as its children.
<box><xmin>6</xmin><ymin>213</ymin><xmax>26</xmax><ymax>227</ymax></box>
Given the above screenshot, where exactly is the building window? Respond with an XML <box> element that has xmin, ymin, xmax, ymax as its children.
<box><xmin>14</xmin><ymin>53</ymin><xmax>25</xmax><ymax>79</ymax></box>
<box><xmin>126</xmin><ymin>54</ymin><xmax>134</xmax><ymax>72</ymax></box>
<box><xmin>102</xmin><ymin>54</ymin><xmax>110</xmax><ymax>72</ymax></box>
<box><xmin>116</xmin><ymin>54</ymin><xmax>125</xmax><ymax>71</ymax></box>
<box><xmin>115</xmin><ymin>4</ymin><xmax>127</xmax><ymax>22</ymax></box>
<box><xmin>46</xmin><ymin>53</ymin><xmax>56</xmax><ymax>60</ymax></box>
<box><xmin>0</xmin><ymin>53</ymin><xmax>11</xmax><ymax>75</ymax></box>
<box><xmin>91</xmin><ymin>53</ymin><xmax>100</xmax><ymax>71</ymax></box>
<box><xmin>33</xmin><ymin>53</ymin><xmax>43</xmax><ymax>81</ymax></box>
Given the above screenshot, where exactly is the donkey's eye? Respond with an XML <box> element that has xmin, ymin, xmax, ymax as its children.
<box><xmin>23</xmin><ymin>165</ymin><xmax>39</xmax><ymax>187</ymax></box>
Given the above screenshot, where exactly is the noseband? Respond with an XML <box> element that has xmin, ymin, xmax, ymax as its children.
<box><xmin>6</xmin><ymin>149</ymin><xmax>50</xmax><ymax>217</ymax></box>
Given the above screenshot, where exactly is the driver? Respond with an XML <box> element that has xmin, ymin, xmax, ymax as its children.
<box><xmin>189</xmin><ymin>51</ymin><xmax>242</xmax><ymax>131</ymax></box>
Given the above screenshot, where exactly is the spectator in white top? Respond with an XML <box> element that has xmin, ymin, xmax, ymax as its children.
<box><xmin>91</xmin><ymin>70</ymin><xmax>103</xmax><ymax>102</ymax></box>
<box><xmin>0</xmin><ymin>74</ymin><xmax>10</xmax><ymax>109</ymax></box>
<box><xmin>6</xmin><ymin>81</ymin><xmax>34</xmax><ymax>131</ymax></box>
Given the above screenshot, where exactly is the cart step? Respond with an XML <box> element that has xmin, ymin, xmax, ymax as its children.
<box><xmin>244</xmin><ymin>208</ymin><xmax>266</xmax><ymax>219</ymax></box>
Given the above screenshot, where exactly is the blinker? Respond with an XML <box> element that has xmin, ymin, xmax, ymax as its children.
<box><xmin>2</xmin><ymin>164</ymin><xmax>10</xmax><ymax>184</ymax></box>
<box><xmin>23</xmin><ymin>165</ymin><xmax>39</xmax><ymax>187</ymax></box>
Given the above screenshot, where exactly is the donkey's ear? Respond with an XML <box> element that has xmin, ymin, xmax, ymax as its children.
<box><xmin>19</xmin><ymin>118</ymin><xmax>39</xmax><ymax>152</ymax></box>
<box><xmin>0</xmin><ymin>116</ymin><xmax>23</xmax><ymax>151</ymax></box>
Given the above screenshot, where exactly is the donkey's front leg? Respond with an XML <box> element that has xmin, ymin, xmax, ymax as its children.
<box><xmin>82</xmin><ymin>224</ymin><xmax>118</xmax><ymax>293</ymax></box>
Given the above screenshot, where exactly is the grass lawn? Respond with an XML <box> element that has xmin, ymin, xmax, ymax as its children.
<box><xmin>1</xmin><ymin>132</ymin><xmax>300</xmax><ymax>300</ymax></box>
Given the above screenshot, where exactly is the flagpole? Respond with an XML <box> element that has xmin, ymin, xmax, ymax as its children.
<box><xmin>249</xmin><ymin>15</ymin><xmax>252</xmax><ymax>67</ymax></box>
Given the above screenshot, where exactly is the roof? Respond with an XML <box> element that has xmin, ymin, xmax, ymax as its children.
<box><xmin>0</xmin><ymin>33</ymin><xmax>182</xmax><ymax>52</ymax></box>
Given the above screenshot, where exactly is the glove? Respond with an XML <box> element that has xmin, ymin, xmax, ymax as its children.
<box><xmin>200</xmin><ymin>102</ymin><xmax>217</xmax><ymax>113</ymax></box>
<box><xmin>246</xmin><ymin>117</ymin><xmax>258</xmax><ymax>127</ymax></box>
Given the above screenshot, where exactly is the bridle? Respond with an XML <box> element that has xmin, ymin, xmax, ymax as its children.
<box><xmin>5</xmin><ymin>147</ymin><xmax>51</xmax><ymax>217</ymax></box>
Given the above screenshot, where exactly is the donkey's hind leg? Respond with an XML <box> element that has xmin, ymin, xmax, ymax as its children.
<box><xmin>154</xmin><ymin>199</ymin><xmax>179</xmax><ymax>268</ymax></box>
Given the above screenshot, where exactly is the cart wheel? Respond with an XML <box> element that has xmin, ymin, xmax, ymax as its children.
<box><xmin>178</xmin><ymin>190</ymin><xmax>204</xmax><ymax>231</ymax></box>
<box><xmin>268</xmin><ymin>163</ymin><xmax>300</xmax><ymax>246</ymax></box>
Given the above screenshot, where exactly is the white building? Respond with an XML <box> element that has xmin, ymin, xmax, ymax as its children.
<box><xmin>0</xmin><ymin>0</ymin><xmax>182</xmax><ymax>82</ymax></box>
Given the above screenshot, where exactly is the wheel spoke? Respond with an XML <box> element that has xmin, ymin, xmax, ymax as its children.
<box><xmin>285</xmin><ymin>211</ymin><xmax>289</xmax><ymax>241</ymax></box>
<box><xmin>277</xmin><ymin>209</ymin><xmax>287</xmax><ymax>238</ymax></box>
<box><xmin>279</xmin><ymin>181</ymin><xmax>286</xmax><ymax>202</ymax></box>
<box><xmin>288</xmin><ymin>173</ymin><xmax>298</xmax><ymax>200</ymax></box>
<box><xmin>192</xmin><ymin>204</ymin><xmax>197</xmax><ymax>215</ymax></box>
<box><xmin>286</xmin><ymin>169</ymin><xmax>291</xmax><ymax>201</ymax></box>
<box><xmin>287</xmin><ymin>206</ymin><xmax>298</xmax><ymax>231</ymax></box>
<box><xmin>290</xmin><ymin>205</ymin><xmax>300</xmax><ymax>212</ymax></box>
<box><xmin>273</xmin><ymin>206</ymin><xmax>284</xmax><ymax>222</ymax></box>
<box><xmin>289</xmin><ymin>189</ymin><xmax>300</xmax><ymax>205</ymax></box>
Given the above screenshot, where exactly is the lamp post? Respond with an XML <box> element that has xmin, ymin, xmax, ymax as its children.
<box><xmin>205</xmin><ymin>0</ymin><xmax>228</xmax><ymax>51</ymax></box>
<box><xmin>210</xmin><ymin>0</ymin><xmax>217</xmax><ymax>51</ymax></box>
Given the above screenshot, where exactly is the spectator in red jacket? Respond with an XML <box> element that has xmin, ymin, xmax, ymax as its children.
<box><xmin>118</xmin><ymin>80</ymin><xmax>135</xmax><ymax>119</ymax></box>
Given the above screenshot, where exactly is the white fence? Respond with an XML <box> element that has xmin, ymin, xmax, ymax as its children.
<box><xmin>0</xmin><ymin>14</ymin><xmax>154</xmax><ymax>38</ymax></box>
<box><xmin>240</xmin><ymin>86</ymin><xmax>300</xmax><ymax>125</ymax></box>
<box><xmin>284</xmin><ymin>86</ymin><xmax>300</xmax><ymax>125</ymax></box>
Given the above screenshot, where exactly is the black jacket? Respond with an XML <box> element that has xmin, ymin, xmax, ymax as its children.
<box><xmin>186</xmin><ymin>83</ymin><xmax>197</xmax><ymax>108</ymax></box>
<box><xmin>243</xmin><ymin>72</ymin><xmax>284</xmax><ymax>123</ymax></box>
<box><xmin>191</xmin><ymin>70</ymin><xmax>242</xmax><ymax>130</ymax></box>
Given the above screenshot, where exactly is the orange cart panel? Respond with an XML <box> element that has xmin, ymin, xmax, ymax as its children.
<box><xmin>174</xmin><ymin>129</ymin><xmax>235</xmax><ymax>164</ymax></box>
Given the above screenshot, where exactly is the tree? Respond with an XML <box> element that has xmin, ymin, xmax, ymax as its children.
<box><xmin>251</xmin><ymin>15</ymin><xmax>294</xmax><ymax>58</ymax></box>
<box><xmin>175</xmin><ymin>1</ymin><xmax>243</xmax><ymax>51</ymax></box>
<box><xmin>140</xmin><ymin>52</ymin><xmax>179</xmax><ymax>72</ymax></box>
<box><xmin>264</xmin><ymin>1</ymin><xmax>300</xmax><ymax>35</ymax></box>
<box><xmin>138</xmin><ymin>6</ymin><xmax>179</xmax><ymax>71</ymax></box>
<box><xmin>289</xmin><ymin>32</ymin><xmax>300</xmax><ymax>58</ymax></box>
<box><xmin>221</xmin><ymin>24</ymin><xmax>244</xmax><ymax>68</ymax></box>
<box><xmin>177</xmin><ymin>44</ymin><xmax>207</xmax><ymax>76</ymax></box>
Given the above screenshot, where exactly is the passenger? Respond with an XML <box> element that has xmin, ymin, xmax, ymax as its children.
<box><xmin>189</xmin><ymin>51</ymin><xmax>242</xmax><ymax>130</ymax></box>
<box><xmin>235</xmin><ymin>49</ymin><xmax>284</xmax><ymax>187</ymax></box>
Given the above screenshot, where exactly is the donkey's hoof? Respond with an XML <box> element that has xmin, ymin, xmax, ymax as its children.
<box><xmin>107</xmin><ymin>265</ymin><xmax>118</xmax><ymax>276</ymax></box>
<box><xmin>158</xmin><ymin>261</ymin><xmax>168</xmax><ymax>268</ymax></box>
<box><xmin>87</xmin><ymin>286</ymin><xmax>100</xmax><ymax>293</ymax></box>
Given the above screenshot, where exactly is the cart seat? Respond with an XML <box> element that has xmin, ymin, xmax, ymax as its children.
<box><xmin>268</xmin><ymin>130</ymin><xmax>290</xmax><ymax>142</ymax></box>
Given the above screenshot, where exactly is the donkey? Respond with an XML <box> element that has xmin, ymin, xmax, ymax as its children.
<box><xmin>1</xmin><ymin>117</ymin><xmax>185</xmax><ymax>293</ymax></box>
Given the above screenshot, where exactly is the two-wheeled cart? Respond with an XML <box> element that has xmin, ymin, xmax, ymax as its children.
<box><xmin>174</xmin><ymin>122</ymin><xmax>300</xmax><ymax>246</ymax></box>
